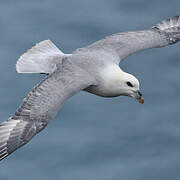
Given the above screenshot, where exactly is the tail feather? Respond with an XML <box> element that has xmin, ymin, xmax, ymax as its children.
<box><xmin>153</xmin><ymin>15</ymin><xmax>180</xmax><ymax>45</ymax></box>
<box><xmin>16</xmin><ymin>40</ymin><xmax>72</xmax><ymax>74</ymax></box>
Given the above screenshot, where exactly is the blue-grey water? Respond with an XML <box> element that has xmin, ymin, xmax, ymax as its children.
<box><xmin>0</xmin><ymin>0</ymin><xmax>180</xmax><ymax>180</ymax></box>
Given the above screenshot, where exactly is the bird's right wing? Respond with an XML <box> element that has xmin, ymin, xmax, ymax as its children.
<box><xmin>0</xmin><ymin>60</ymin><xmax>96</xmax><ymax>161</ymax></box>
<box><xmin>75</xmin><ymin>15</ymin><xmax>180</xmax><ymax>64</ymax></box>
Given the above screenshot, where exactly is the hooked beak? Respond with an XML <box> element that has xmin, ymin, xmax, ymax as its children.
<box><xmin>133</xmin><ymin>90</ymin><xmax>144</xmax><ymax>104</ymax></box>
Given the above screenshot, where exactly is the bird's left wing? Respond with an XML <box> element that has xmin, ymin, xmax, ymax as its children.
<box><xmin>0</xmin><ymin>60</ymin><xmax>96</xmax><ymax>161</ymax></box>
<box><xmin>75</xmin><ymin>15</ymin><xmax>180</xmax><ymax>64</ymax></box>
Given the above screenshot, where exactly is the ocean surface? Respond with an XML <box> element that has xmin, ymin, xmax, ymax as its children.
<box><xmin>0</xmin><ymin>0</ymin><xmax>180</xmax><ymax>180</ymax></box>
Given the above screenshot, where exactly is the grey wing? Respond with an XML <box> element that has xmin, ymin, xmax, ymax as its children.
<box><xmin>75</xmin><ymin>15</ymin><xmax>180</xmax><ymax>64</ymax></box>
<box><xmin>0</xmin><ymin>60</ymin><xmax>96</xmax><ymax>161</ymax></box>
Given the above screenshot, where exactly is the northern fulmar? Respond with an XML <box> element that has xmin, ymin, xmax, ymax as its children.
<box><xmin>0</xmin><ymin>15</ymin><xmax>180</xmax><ymax>161</ymax></box>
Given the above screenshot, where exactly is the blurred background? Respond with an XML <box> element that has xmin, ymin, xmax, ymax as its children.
<box><xmin>0</xmin><ymin>0</ymin><xmax>180</xmax><ymax>180</ymax></box>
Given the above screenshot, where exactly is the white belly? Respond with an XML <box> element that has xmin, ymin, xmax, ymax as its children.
<box><xmin>85</xmin><ymin>85</ymin><xmax>120</xmax><ymax>97</ymax></box>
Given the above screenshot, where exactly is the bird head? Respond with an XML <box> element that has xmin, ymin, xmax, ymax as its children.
<box><xmin>98</xmin><ymin>64</ymin><xmax>144</xmax><ymax>103</ymax></box>
<box><xmin>118</xmin><ymin>71</ymin><xmax>144</xmax><ymax>104</ymax></box>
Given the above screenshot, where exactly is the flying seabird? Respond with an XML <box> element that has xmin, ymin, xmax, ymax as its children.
<box><xmin>0</xmin><ymin>15</ymin><xmax>180</xmax><ymax>161</ymax></box>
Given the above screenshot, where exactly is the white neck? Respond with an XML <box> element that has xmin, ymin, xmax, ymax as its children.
<box><xmin>100</xmin><ymin>64</ymin><xmax>125</xmax><ymax>84</ymax></box>
<box><xmin>92</xmin><ymin>64</ymin><xmax>126</xmax><ymax>97</ymax></box>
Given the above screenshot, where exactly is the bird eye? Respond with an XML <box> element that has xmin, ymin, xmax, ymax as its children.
<box><xmin>126</xmin><ymin>81</ymin><xmax>133</xmax><ymax>87</ymax></box>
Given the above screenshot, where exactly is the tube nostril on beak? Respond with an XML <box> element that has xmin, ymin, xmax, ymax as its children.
<box><xmin>137</xmin><ymin>91</ymin><xmax>142</xmax><ymax>97</ymax></box>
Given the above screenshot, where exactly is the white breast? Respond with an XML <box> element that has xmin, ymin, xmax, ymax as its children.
<box><xmin>85</xmin><ymin>64</ymin><xmax>124</xmax><ymax>97</ymax></box>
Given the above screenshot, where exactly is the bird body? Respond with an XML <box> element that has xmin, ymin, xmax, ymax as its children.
<box><xmin>0</xmin><ymin>15</ymin><xmax>180</xmax><ymax>161</ymax></box>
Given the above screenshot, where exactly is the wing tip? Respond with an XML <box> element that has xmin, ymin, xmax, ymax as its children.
<box><xmin>152</xmin><ymin>15</ymin><xmax>180</xmax><ymax>45</ymax></box>
<box><xmin>152</xmin><ymin>15</ymin><xmax>180</xmax><ymax>31</ymax></box>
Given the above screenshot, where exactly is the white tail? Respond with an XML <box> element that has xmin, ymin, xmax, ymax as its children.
<box><xmin>16</xmin><ymin>40</ymin><xmax>72</xmax><ymax>74</ymax></box>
